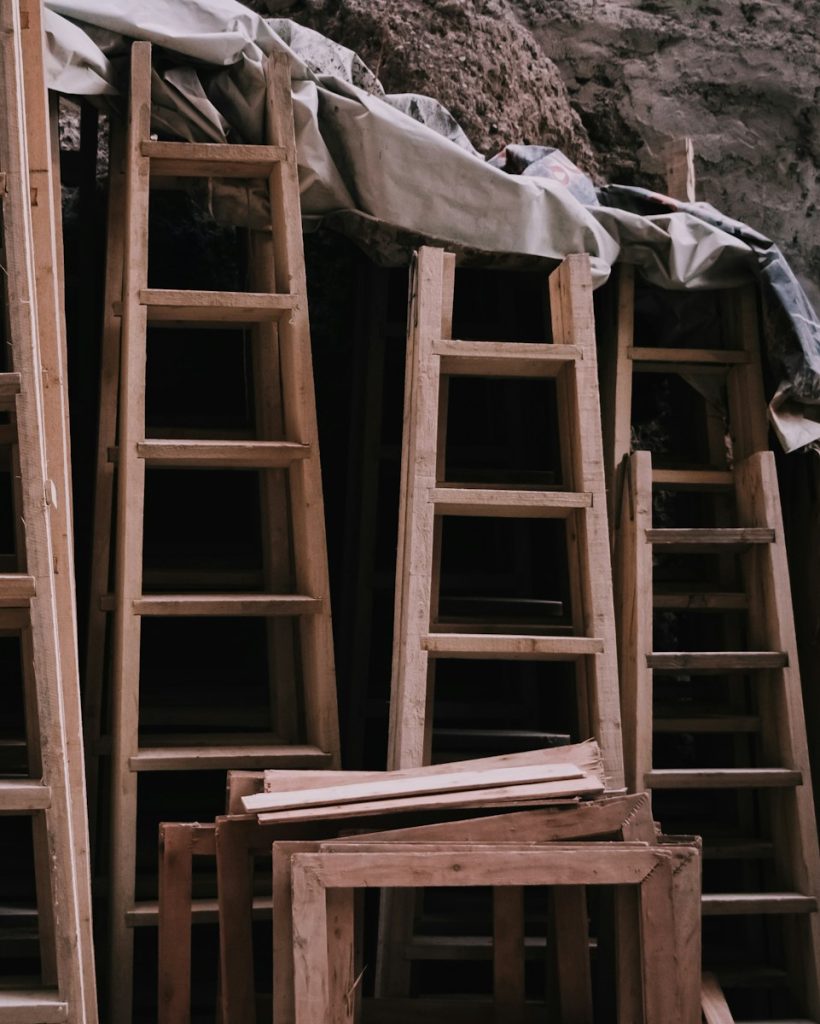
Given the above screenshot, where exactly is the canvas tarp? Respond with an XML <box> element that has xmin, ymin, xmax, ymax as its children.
<box><xmin>43</xmin><ymin>0</ymin><xmax>820</xmax><ymax>452</ymax></box>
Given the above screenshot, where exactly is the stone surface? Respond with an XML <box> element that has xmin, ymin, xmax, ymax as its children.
<box><xmin>512</xmin><ymin>0</ymin><xmax>820</xmax><ymax>307</ymax></box>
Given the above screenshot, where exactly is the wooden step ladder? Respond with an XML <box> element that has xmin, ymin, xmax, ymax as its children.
<box><xmin>380</xmin><ymin>246</ymin><xmax>624</xmax><ymax>994</ymax></box>
<box><xmin>608</xmin><ymin>140</ymin><xmax>820</xmax><ymax>1021</ymax></box>
<box><xmin>0</xmin><ymin>1</ymin><xmax>97</xmax><ymax>1019</ymax></box>
<box><xmin>106</xmin><ymin>42</ymin><xmax>340</xmax><ymax>1021</ymax></box>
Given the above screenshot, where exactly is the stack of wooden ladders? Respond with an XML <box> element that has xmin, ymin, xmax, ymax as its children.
<box><xmin>0</xmin><ymin>0</ymin><xmax>97</xmax><ymax>1019</ymax></box>
<box><xmin>381</xmin><ymin>245</ymin><xmax>625</xmax><ymax>990</ymax></box>
<box><xmin>89</xmin><ymin>42</ymin><xmax>341</xmax><ymax>1021</ymax></box>
<box><xmin>605</xmin><ymin>140</ymin><xmax>820</xmax><ymax>1020</ymax></box>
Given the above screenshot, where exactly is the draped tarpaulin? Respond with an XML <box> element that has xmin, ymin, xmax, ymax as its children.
<box><xmin>44</xmin><ymin>0</ymin><xmax>820</xmax><ymax>452</ymax></box>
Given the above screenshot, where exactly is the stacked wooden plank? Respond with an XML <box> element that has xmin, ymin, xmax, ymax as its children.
<box><xmin>155</xmin><ymin>742</ymin><xmax>705</xmax><ymax>1022</ymax></box>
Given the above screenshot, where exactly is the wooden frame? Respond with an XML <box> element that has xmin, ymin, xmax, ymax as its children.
<box><xmin>285</xmin><ymin>841</ymin><xmax>700</xmax><ymax>1024</ymax></box>
<box><xmin>107</xmin><ymin>41</ymin><xmax>341</xmax><ymax>1021</ymax></box>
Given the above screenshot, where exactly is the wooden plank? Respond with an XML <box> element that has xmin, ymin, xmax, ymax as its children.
<box><xmin>628</xmin><ymin>346</ymin><xmax>748</xmax><ymax>365</ymax></box>
<box><xmin>0</xmin><ymin>573</ymin><xmax>35</xmax><ymax>602</ymax></box>
<box><xmin>701</xmin><ymin>971</ymin><xmax>735</xmax><ymax>1024</ymax></box>
<box><xmin>701</xmin><ymin>892</ymin><xmax>818</xmax><ymax>915</ymax></box>
<box><xmin>133</xmin><ymin>594</ymin><xmax>321</xmax><ymax>616</ymax></box>
<box><xmin>647</xmin><ymin>768</ymin><xmax>802</xmax><ymax>789</ymax></box>
<box><xmin>434</xmin><ymin>340</ymin><xmax>580</xmax><ymax>377</ymax></box>
<box><xmin>157</xmin><ymin>824</ymin><xmax>193</xmax><ymax>1024</ymax></box>
<box><xmin>646</xmin><ymin>527</ymin><xmax>774</xmax><ymax>548</ymax></box>
<box><xmin>652</xmin><ymin>590</ymin><xmax>748</xmax><ymax>610</ymax></box>
<box><xmin>245</xmin><ymin>762</ymin><xmax>587</xmax><ymax>814</ymax></box>
<box><xmin>130</xmin><ymin>743</ymin><xmax>331</xmax><ymax>771</ymax></box>
<box><xmin>0</xmin><ymin>779</ymin><xmax>51</xmax><ymax>811</ymax></box>
<box><xmin>423</xmin><ymin>633</ymin><xmax>603</xmax><ymax>659</ymax></box>
<box><xmin>493</xmin><ymin>887</ymin><xmax>525</xmax><ymax>1009</ymax></box>
<box><xmin>647</xmin><ymin>651</ymin><xmax>787</xmax><ymax>671</ymax></box>
<box><xmin>651</xmin><ymin>467</ymin><xmax>733</xmax><ymax>489</ymax></box>
<box><xmin>139</xmin><ymin>287</ymin><xmax>297</xmax><ymax>323</ymax></box>
<box><xmin>256</xmin><ymin>774</ymin><xmax>605</xmax><ymax>824</ymax></box>
<box><xmin>664</xmin><ymin>137</ymin><xmax>696</xmax><ymax>202</ymax></box>
<box><xmin>142</xmin><ymin>139</ymin><xmax>287</xmax><ymax>176</ymax></box>
<box><xmin>0</xmin><ymin>992</ymin><xmax>68</xmax><ymax>1024</ymax></box>
<box><xmin>137</xmin><ymin>438</ymin><xmax>310</xmax><ymax>467</ymax></box>
<box><xmin>0</xmin><ymin>371</ymin><xmax>22</xmax><ymax>405</ymax></box>
<box><xmin>430</xmin><ymin>485</ymin><xmax>591</xmax><ymax>517</ymax></box>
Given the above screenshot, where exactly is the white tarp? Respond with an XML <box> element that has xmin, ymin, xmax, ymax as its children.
<box><xmin>43</xmin><ymin>0</ymin><xmax>820</xmax><ymax>452</ymax></box>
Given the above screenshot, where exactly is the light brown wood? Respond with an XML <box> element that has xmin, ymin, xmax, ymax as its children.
<box><xmin>142</xmin><ymin>139</ymin><xmax>287</xmax><ymax>176</ymax></box>
<box><xmin>137</xmin><ymin>438</ymin><xmax>310</xmax><ymax>466</ymax></box>
<box><xmin>664</xmin><ymin>137</ymin><xmax>696</xmax><ymax>202</ymax></box>
<box><xmin>700</xmin><ymin>972</ymin><xmax>735</xmax><ymax>1024</ymax></box>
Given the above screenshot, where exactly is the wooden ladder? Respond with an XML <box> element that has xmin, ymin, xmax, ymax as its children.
<box><xmin>608</xmin><ymin>144</ymin><xmax>820</xmax><ymax>1020</ymax></box>
<box><xmin>0</xmin><ymin>1</ymin><xmax>97</xmax><ymax>1019</ymax></box>
<box><xmin>380</xmin><ymin>246</ymin><xmax>624</xmax><ymax>994</ymax></box>
<box><xmin>106</xmin><ymin>41</ymin><xmax>340</xmax><ymax>1021</ymax></box>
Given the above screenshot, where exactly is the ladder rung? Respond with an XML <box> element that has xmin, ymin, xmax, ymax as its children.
<box><xmin>433</xmin><ymin>341</ymin><xmax>581</xmax><ymax>378</ymax></box>
<box><xmin>0</xmin><ymin>780</ymin><xmax>51</xmax><ymax>812</ymax></box>
<box><xmin>423</xmin><ymin>633</ymin><xmax>603</xmax><ymax>660</ymax></box>
<box><xmin>704</xmin><ymin>839</ymin><xmax>774</xmax><ymax>860</ymax></box>
<box><xmin>129</xmin><ymin>743</ymin><xmax>331</xmax><ymax>771</ymax></box>
<box><xmin>0</xmin><ymin>372</ymin><xmax>21</xmax><ymax>409</ymax></box>
<box><xmin>405</xmin><ymin>934</ymin><xmax>547</xmax><ymax>960</ymax></box>
<box><xmin>702</xmin><ymin>892</ymin><xmax>818</xmax><ymax>915</ymax></box>
<box><xmin>0</xmin><ymin>991</ymin><xmax>68</xmax><ymax>1023</ymax></box>
<box><xmin>430</xmin><ymin>486</ymin><xmax>591</xmax><ymax>517</ymax></box>
<box><xmin>646</xmin><ymin>527</ymin><xmax>774</xmax><ymax>550</ymax></box>
<box><xmin>646</xmin><ymin>768</ymin><xmax>802</xmax><ymax>789</ymax></box>
<box><xmin>651</xmin><ymin>467</ymin><xmax>734</xmax><ymax>490</ymax></box>
<box><xmin>136</xmin><ymin>439</ymin><xmax>311</xmax><ymax>468</ymax></box>
<box><xmin>127</xmin><ymin>895</ymin><xmax>272</xmax><ymax>927</ymax></box>
<box><xmin>142</xmin><ymin>140</ymin><xmax>287</xmax><ymax>177</ymax></box>
<box><xmin>648</xmin><ymin>651</ymin><xmax>787</xmax><ymax>672</ymax></box>
<box><xmin>139</xmin><ymin>288</ymin><xmax>297</xmax><ymax>325</ymax></box>
<box><xmin>131</xmin><ymin>594</ymin><xmax>321</xmax><ymax>616</ymax></box>
<box><xmin>653</xmin><ymin>591</ymin><xmax>748</xmax><ymax>610</ymax></box>
<box><xmin>654</xmin><ymin>715</ymin><xmax>759</xmax><ymax>733</ymax></box>
<box><xmin>629</xmin><ymin>346</ymin><xmax>749</xmax><ymax>366</ymax></box>
<box><xmin>0</xmin><ymin>574</ymin><xmax>35</xmax><ymax>606</ymax></box>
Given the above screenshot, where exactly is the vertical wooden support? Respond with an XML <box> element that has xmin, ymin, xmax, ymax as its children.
<box><xmin>664</xmin><ymin>137</ymin><xmax>696</xmax><ymax>203</ymax></box>
<box><xmin>0</xmin><ymin>2</ymin><xmax>97</xmax><ymax>1019</ymax></box>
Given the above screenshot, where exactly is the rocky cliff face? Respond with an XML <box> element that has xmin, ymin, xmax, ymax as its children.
<box><xmin>256</xmin><ymin>0</ymin><xmax>818</xmax><ymax>304</ymax></box>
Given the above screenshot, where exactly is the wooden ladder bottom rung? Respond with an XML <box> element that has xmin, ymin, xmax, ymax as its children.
<box><xmin>651</xmin><ymin>467</ymin><xmax>734</xmax><ymax>490</ymax></box>
<box><xmin>138</xmin><ymin>288</ymin><xmax>297</xmax><ymax>325</ymax></box>
<box><xmin>431</xmin><ymin>486</ymin><xmax>591</xmax><ymax>517</ymax></box>
<box><xmin>647</xmin><ymin>527</ymin><xmax>774</xmax><ymax>550</ymax></box>
<box><xmin>654</xmin><ymin>715</ymin><xmax>760</xmax><ymax>733</ymax></box>
<box><xmin>0</xmin><ymin>991</ymin><xmax>67</xmax><ymax>1023</ymax></box>
<box><xmin>702</xmin><ymin>892</ymin><xmax>818</xmax><ymax>915</ymax></box>
<box><xmin>142</xmin><ymin>139</ymin><xmax>287</xmax><ymax>177</ymax></box>
<box><xmin>653</xmin><ymin>591</ymin><xmax>748</xmax><ymax>610</ymax></box>
<box><xmin>129</xmin><ymin>743</ymin><xmax>331</xmax><ymax>771</ymax></box>
<box><xmin>126</xmin><ymin>895</ymin><xmax>273</xmax><ymax>927</ymax></box>
<box><xmin>100</xmin><ymin>593</ymin><xmax>321</xmax><ymax>615</ymax></box>
<box><xmin>646</xmin><ymin>768</ymin><xmax>802</xmax><ymax>789</ymax></box>
<box><xmin>136</xmin><ymin>439</ymin><xmax>311</xmax><ymax>467</ymax></box>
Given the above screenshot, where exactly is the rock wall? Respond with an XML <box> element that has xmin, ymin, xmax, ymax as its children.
<box><xmin>255</xmin><ymin>0</ymin><xmax>818</xmax><ymax>305</ymax></box>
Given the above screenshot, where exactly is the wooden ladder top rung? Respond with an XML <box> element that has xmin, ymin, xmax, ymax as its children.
<box><xmin>0</xmin><ymin>574</ymin><xmax>35</xmax><ymax>605</ymax></box>
<box><xmin>701</xmin><ymin>892</ymin><xmax>818</xmax><ymax>916</ymax></box>
<box><xmin>647</xmin><ymin>527</ymin><xmax>775</xmax><ymax>550</ymax></box>
<box><xmin>646</xmin><ymin>767</ymin><xmax>802</xmax><ymax>789</ymax></box>
<box><xmin>0</xmin><ymin>371</ymin><xmax>21</xmax><ymax>408</ymax></box>
<box><xmin>430</xmin><ymin>486</ymin><xmax>591</xmax><ymax>517</ymax></box>
<box><xmin>139</xmin><ymin>288</ymin><xmax>298</xmax><ymax>324</ymax></box>
<box><xmin>0</xmin><ymin>991</ymin><xmax>68</xmax><ymax>1023</ymax></box>
<box><xmin>131</xmin><ymin>594</ymin><xmax>322</xmax><ymax>616</ymax></box>
<box><xmin>653</xmin><ymin>590</ymin><xmax>748</xmax><ymax>610</ymax></box>
<box><xmin>129</xmin><ymin>743</ymin><xmax>332</xmax><ymax>772</ymax></box>
<box><xmin>648</xmin><ymin>651</ymin><xmax>787</xmax><ymax>672</ymax></box>
<box><xmin>127</xmin><ymin>895</ymin><xmax>273</xmax><ymax>927</ymax></box>
<box><xmin>136</xmin><ymin>439</ymin><xmax>311</xmax><ymax>468</ymax></box>
<box><xmin>629</xmin><ymin>346</ymin><xmax>749</xmax><ymax>366</ymax></box>
<box><xmin>142</xmin><ymin>140</ymin><xmax>288</xmax><ymax>177</ymax></box>
<box><xmin>651</xmin><ymin>467</ymin><xmax>734</xmax><ymax>490</ymax></box>
<box><xmin>653</xmin><ymin>714</ymin><xmax>760</xmax><ymax>733</ymax></box>
<box><xmin>433</xmin><ymin>340</ymin><xmax>582</xmax><ymax>378</ymax></box>
<box><xmin>0</xmin><ymin>779</ymin><xmax>51</xmax><ymax>812</ymax></box>
<box><xmin>423</xmin><ymin>633</ymin><xmax>603</xmax><ymax>660</ymax></box>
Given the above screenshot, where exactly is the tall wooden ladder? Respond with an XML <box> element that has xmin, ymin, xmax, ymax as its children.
<box><xmin>107</xmin><ymin>42</ymin><xmax>340</xmax><ymax>1021</ymax></box>
<box><xmin>0</xmin><ymin>1</ymin><xmax>97</xmax><ymax>1019</ymax></box>
<box><xmin>607</xmin><ymin>144</ymin><xmax>820</xmax><ymax>1021</ymax></box>
<box><xmin>380</xmin><ymin>246</ymin><xmax>624</xmax><ymax>997</ymax></box>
